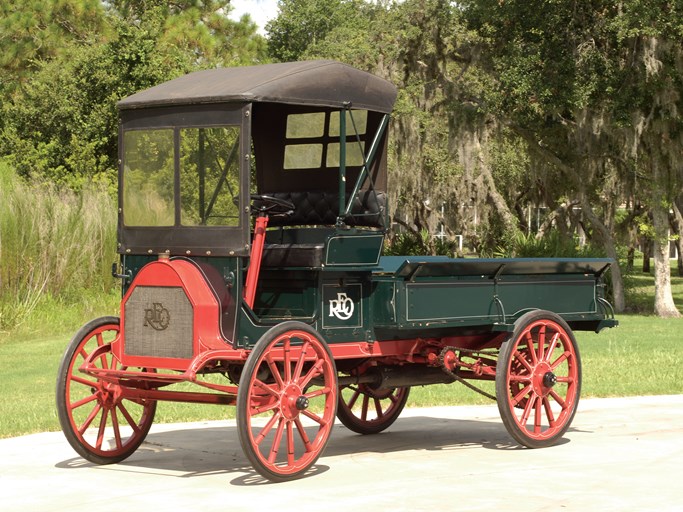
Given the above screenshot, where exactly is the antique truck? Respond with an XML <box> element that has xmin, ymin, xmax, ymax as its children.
<box><xmin>56</xmin><ymin>60</ymin><xmax>617</xmax><ymax>482</ymax></box>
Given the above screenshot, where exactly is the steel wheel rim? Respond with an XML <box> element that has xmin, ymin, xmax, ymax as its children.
<box><xmin>243</xmin><ymin>329</ymin><xmax>337</xmax><ymax>477</ymax></box>
<box><xmin>63</xmin><ymin>323</ymin><xmax>155</xmax><ymax>458</ymax></box>
<box><xmin>504</xmin><ymin>319</ymin><xmax>579</xmax><ymax>441</ymax></box>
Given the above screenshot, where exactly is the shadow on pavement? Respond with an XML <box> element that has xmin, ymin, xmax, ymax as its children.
<box><xmin>53</xmin><ymin>414</ymin><xmax>574</xmax><ymax>485</ymax></box>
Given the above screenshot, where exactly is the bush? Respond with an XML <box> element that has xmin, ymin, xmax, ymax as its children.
<box><xmin>384</xmin><ymin>229</ymin><xmax>460</xmax><ymax>258</ymax></box>
<box><xmin>0</xmin><ymin>162</ymin><xmax>117</xmax><ymax>331</ymax></box>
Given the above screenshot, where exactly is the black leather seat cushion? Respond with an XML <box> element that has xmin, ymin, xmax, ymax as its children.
<box><xmin>261</xmin><ymin>243</ymin><xmax>325</xmax><ymax>268</ymax></box>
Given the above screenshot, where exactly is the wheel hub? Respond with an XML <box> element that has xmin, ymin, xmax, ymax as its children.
<box><xmin>295</xmin><ymin>396</ymin><xmax>309</xmax><ymax>410</ymax></box>
<box><xmin>531</xmin><ymin>362</ymin><xmax>554</xmax><ymax>395</ymax></box>
<box><xmin>281</xmin><ymin>384</ymin><xmax>306</xmax><ymax>419</ymax></box>
<box><xmin>543</xmin><ymin>371</ymin><xmax>557</xmax><ymax>388</ymax></box>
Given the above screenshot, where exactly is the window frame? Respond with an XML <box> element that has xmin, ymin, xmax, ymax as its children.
<box><xmin>118</xmin><ymin>103</ymin><xmax>252</xmax><ymax>257</ymax></box>
<box><xmin>282</xmin><ymin>109</ymin><xmax>368</xmax><ymax>171</ymax></box>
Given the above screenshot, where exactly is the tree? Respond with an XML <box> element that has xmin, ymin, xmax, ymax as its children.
<box><xmin>608</xmin><ymin>4</ymin><xmax>683</xmax><ymax>317</ymax></box>
<box><xmin>0</xmin><ymin>3</ymin><xmax>267</xmax><ymax>188</ymax></box>
<box><xmin>0</xmin><ymin>0</ymin><xmax>108</xmax><ymax>91</ymax></box>
<box><xmin>463</xmin><ymin>0</ymin><xmax>683</xmax><ymax>316</ymax></box>
<box><xmin>109</xmin><ymin>0</ymin><xmax>267</xmax><ymax>67</ymax></box>
<box><xmin>266</xmin><ymin>0</ymin><xmax>364</xmax><ymax>62</ymax></box>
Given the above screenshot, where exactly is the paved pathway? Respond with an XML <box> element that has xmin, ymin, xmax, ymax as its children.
<box><xmin>2</xmin><ymin>396</ymin><xmax>682</xmax><ymax>512</ymax></box>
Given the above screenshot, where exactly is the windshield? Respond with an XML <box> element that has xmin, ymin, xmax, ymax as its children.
<box><xmin>123</xmin><ymin>126</ymin><xmax>241</xmax><ymax>227</ymax></box>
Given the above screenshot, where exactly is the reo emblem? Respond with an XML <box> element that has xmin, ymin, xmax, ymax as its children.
<box><xmin>329</xmin><ymin>292</ymin><xmax>354</xmax><ymax>321</ymax></box>
<box><xmin>144</xmin><ymin>302</ymin><xmax>170</xmax><ymax>331</ymax></box>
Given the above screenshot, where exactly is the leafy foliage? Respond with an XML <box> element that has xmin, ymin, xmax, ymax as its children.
<box><xmin>266</xmin><ymin>0</ymin><xmax>366</xmax><ymax>62</ymax></box>
<box><xmin>0</xmin><ymin>0</ymin><xmax>109</xmax><ymax>92</ymax></box>
<box><xmin>0</xmin><ymin>2</ymin><xmax>266</xmax><ymax>188</ymax></box>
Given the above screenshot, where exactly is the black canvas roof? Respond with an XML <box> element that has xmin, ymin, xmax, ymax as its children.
<box><xmin>117</xmin><ymin>60</ymin><xmax>397</xmax><ymax>113</ymax></box>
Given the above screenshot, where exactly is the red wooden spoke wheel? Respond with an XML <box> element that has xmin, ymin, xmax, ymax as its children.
<box><xmin>237</xmin><ymin>322</ymin><xmax>338</xmax><ymax>482</ymax></box>
<box><xmin>56</xmin><ymin>317</ymin><xmax>156</xmax><ymax>464</ymax></box>
<box><xmin>496</xmin><ymin>310</ymin><xmax>581</xmax><ymax>448</ymax></box>
<box><xmin>337</xmin><ymin>384</ymin><xmax>409</xmax><ymax>434</ymax></box>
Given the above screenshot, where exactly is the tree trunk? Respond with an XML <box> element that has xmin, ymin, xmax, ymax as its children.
<box><xmin>672</xmin><ymin>201</ymin><xmax>683</xmax><ymax>277</ymax></box>
<box><xmin>475</xmin><ymin>138</ymin><xmax>522</xmax><ymax>238</ymax></box>
<box><xmin>626</xmin><ymin>247</ymin><xmax>635</xmax><ymax>272</ymax></box>
<box><xmin>642</xmin><ymin>237</ymin><xmax>651</xmax><ymax>273</ymax></box>
<box><xmin>581</xmin><ymin>199</ymin><xmax>626</xmax><ymax>313</ymax></box>
<box><xmin>652</xmin><ymin>201</ymin><xmax>681</xmax><ymax>317</ymax></box>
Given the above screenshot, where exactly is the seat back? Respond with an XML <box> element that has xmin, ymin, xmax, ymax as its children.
<box><xmin>266</xmin><ymin>190</ymin><xmax>386</xmax><ymax>228</ymax></box>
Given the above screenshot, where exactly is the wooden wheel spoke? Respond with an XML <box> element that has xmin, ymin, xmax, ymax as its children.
<box><xmin>264</xmin><ymin>354</ymin><xmax>284</xmax><ymax>389</ymax></box>
<box><xmin>544</xmin><ymin>333</ymin><xmax>561</xmax><ymax>362</ymax></box>
<box><xmin>253</xmin><ymin>378</ymin><xmax>280</xmax><ymax>398</ymax></box>
<box><xmin>116</xmin><ymin>401</ymin><xmax>142</xmax><ymax>434</ymax></box>
<box><xmin>95</xmin><ymin>408</ymin><xmax>109</xmax><ymax>450</ymax></box>
<box><xmin>520</xmin><ymin>393</ymin><xmax>535</xmax><ymax>425</ymax></box>
<box><xmin>77</xmin><ymin>347</ymin><xmax>89</xmax><ymax>363</ymax></box>
<box><xmin>514</xmin><ymin>348</ymin><xmax>534</xmax><ymax>374</ymax></box>
<box><xmin>111</xmin><ymin>409</ymin><xmax>123</xmax><ymax>450</ymax></box>
<box><xmin>294</xmin><ymin>418</ymin><xmax>312</xmax><ymax>452</ymax></box>
<box><xmin>549</xmin><ymin>388</ymin><xmax>567</xmax><ymax>409</ymax></box>
<box><xmin>512</xmin><ymin>384</ymin><xmax>533</xmax><ymax>407</ymax></box>
<box><xmin>254</xmin><ymin>413</ymin><xmax>280</xmax><ymax>446</ymax></box>
<box><xmin>301</xmin><ymin>409</ymin><xmax>325</xmax><ymax>425</ymax></box>
<box><xmin>78</xmin><ymin>402</ymin><xmax>102</xmax><ymax>434</ymax></box>
<box><xmin>542</xmin><ymin>396</ymin><xmax>556</xmax><ymax>427</ymax></box>
<box><xmin>346</xmin><ymin>388</ymin><xmax>361</xmax><ymax>409</ymax></box>
<box><xmin>286</xmin><ymin>421</ymin><xmax>295</xmax><ymax>466</ymax></box>
<box><xmin>283</xmin><ymin>338</ymin><xmax>292</xmax><ymax>383</ymax></box>
<box><xmin>70</xmin><ymin>375</ymin><xmax>96</xmax><ymax>388</ymax></box>
<box><xmin>299</xmin><ymin>359</ymin><xmax>325</xmax><ymax>390</ymax></box>
<box><xmin>509</xmin><ymin>374</ymin><xmax>532</xmax><ymax>383</ymax></box>
<box><xmin>534</xmin><ymin>396</ymin><xmax>543</xmax><ymax>433</ymax></box>
<box><xmin>550</xmin><ymin>351</ymin><xmax>571</xmax><ymax>370</ymax></box>
<box><xmin>304</xmin><ymin>386</ymin><xmax>331</xmax><ymax>400</ymax></box>
<box><xmin>374</xmin><ymin>397</ymin><xmax>384</xmax><ymax>418</ymax></box>
<box><xmin>251</xmin><ymin>400</ymin><xmax>280</xmax><ymax>416</ymax></box>
<box><xmin>524</xmin><ymin>332</ymin><xmax>538</xmax><ymax>364</ymax></box>
<box><xmin>361</xmin><ymin>394</ymin><xmax>370</xmax><ymax>421</ymax></box>
<box><xmin>268</xmin><ymin>418</ymin><xmax>286</xmax><ymax>464</ymax></box>
<box><xmin>70</xmin><ymin>393</ymin><xmax>99</xmax><ymax>411</ymax></box>
<box><xmin>537</xmin><ymin>325</ymin><xmax>546</xmax><ymax>361</ymax></box>
<box><xmin>292</xmin><ymin>341</ymin><xmax>311</xmax><ymax>384</ymax></box>
<box><xmin>95</xmin><ymin>333</ymin><xmax>110</xmax><ymax>370</ymax></box>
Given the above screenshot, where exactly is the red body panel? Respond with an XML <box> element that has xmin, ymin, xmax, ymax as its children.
<box><xmin>114</xmin><ymin>257</ymin><xmax>242</xmax><ymax>371</ymax></box>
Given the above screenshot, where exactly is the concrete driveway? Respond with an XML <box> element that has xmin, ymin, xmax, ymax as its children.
<box><xmin>2</xmin><ymin>395</ymin><xmax>682</xmax><ymax>512</ymax></box>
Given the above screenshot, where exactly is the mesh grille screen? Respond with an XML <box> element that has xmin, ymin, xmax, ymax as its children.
<box><xmin>124</xmin><ymin>286</ymin><xmax>194</xmax><ymax>359</ymax></box>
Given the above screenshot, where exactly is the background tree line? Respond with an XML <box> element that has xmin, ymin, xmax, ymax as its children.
<box><xmin>1</xmin><ymin>0</ymin><xmax>681</xmax><ymax>317</ymax></box>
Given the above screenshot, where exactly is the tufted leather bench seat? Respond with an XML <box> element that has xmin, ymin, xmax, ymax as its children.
<box><xmin>260</xmin><ymin>190</ymin><xmax>385</xmax><ymax>267</ymax></box>
<box><xmin>265</xmin><ymin>190</ymin><xmax>386</xmax><ymax>228</ymax></box>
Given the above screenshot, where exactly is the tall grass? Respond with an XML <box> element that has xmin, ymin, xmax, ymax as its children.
<box><xmin>0</xmin><ymin>161</ymin><xmax>118</xmax><ymax>332</ymax></box>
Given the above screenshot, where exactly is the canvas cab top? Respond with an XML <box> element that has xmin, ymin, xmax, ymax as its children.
<box><xmin>116</xmin><ymin>60</ymin><xmax>397</xmax><ymax>260</ymax></box>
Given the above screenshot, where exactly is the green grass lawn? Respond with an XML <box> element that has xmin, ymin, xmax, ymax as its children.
<box><xmin>1</xmin><ymin>314</ymin><xmax>681</xmax><ymax>439</ymax></box>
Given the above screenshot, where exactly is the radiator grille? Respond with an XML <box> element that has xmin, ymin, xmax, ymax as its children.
<box><xmin>124</xmin><ymin>286</ymin><xmax>194</xmax><ymax>359</ymax></box>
